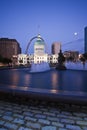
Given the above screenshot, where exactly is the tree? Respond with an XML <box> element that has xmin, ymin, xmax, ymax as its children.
<box><xmin>83</xmin><ymin>53</ymin><xmax>87</xmax><ymax>60</ymax></box>
<box><xmin>19</xmin><ymin>59</ymin><xmax>23</xmax><ymax>64</ymax></box>
<box><xmin>58</xmin><ymin>49</ymin><xmax>66</xmax><ymax>64</ymax></box>
<box><xmin>0</xmin><ymin>55</ymin><xmax>12</xmax><ymax>65</ymax></box>
<box><xmin>2</xmin><ymin>58</ymin><xmax>12</xmax><ymax>65</ymax></box>
<box><xmin>56</xmin><ymin>49</ymin><xmax>66</xmax><ymax>70</ymax></box>
<box><xmin>0</xmin><ymin>55</ymin><xmax>3</xmax><ymax>62</ymax></box>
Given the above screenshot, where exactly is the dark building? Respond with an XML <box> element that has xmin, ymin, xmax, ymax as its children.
<box><xmin>63</xmin><ymin>51</ymin><xmax>79</xmax><ymax>61</ymax></box>
<box><xmin>84</xmin><ymin>26</ymin><xmax>87</xmax><ymax>53</ymax></box>
<box><xmin>0</xmin><ymin>38</ymin><xmax>21</xmax><ymax>59</ymax></box>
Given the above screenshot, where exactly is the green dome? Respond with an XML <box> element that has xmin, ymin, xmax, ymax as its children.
<box><xmin>34</xmin><ymin>34</ymin><xmax>45</xmax><ymax>45</ymax></box>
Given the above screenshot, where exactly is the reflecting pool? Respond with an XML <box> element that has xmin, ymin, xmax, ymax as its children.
<box><xmin>0</xmin><ymin>68</ymin><xmax>87</xmax><ymax>94</ymax></box>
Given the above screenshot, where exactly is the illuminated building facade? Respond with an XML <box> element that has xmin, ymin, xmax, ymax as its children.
<box><xmin>17</xmin><ymin>34</ymin><xmax>59</xmax><ymax>65</ymax></box>
<box><xmin>34</xmin><ymin>34</ymin><xmax>45</xmax><ymax>55</ymax></box>
<box><xmin>34</xmin><ymin>34</ymin><xmax>48</xmax><ymax>63</ymax></box>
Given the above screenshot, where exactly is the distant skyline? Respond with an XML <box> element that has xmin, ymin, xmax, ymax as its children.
<box><xmin>0</xmin><ymin>0</ymin><xmax>87</xmax><ymax>53</ymax></box>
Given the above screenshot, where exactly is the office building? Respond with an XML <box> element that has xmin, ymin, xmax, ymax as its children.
<box><xmin>52</xmin><ymin>42</ymin><xmax>61</xmax><ymax>54</ymax></box>
<box><xmin>84</xmin><ymin>26</ymin><xmax>87</xmax><ymax>53</ymax></box>
<box><xmin>0</xmin><ymin>38</ymin><xmax>21</xmax><ymax>59</ymax></box>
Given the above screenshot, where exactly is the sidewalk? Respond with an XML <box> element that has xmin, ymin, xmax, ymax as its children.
<box><xmin>0</xmin><ymin>94</ymin><xmax>87</xmax><ymax>130</ymax></box>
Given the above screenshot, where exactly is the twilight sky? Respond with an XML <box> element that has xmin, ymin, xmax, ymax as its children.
<box><xmin>0</xmin><ymin>0</ymin><xmax>87</xmax><ymax>53</ymax></box>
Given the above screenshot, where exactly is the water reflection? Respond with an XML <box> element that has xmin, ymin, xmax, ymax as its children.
<box><xmin>10</xmin><ymin>69</ymin><xmax>31</xmax><ymax>88</ymax></box>
<box><xmin>11</xmin><ymin>71</ymin><xmax>19</xmax><ymax>86</ymax></box>
<box><xmin>51</xmin><ymin>71</ymin><xmax>58</xmax><ymax>91</ymax></box>
<box><xmin>9</xmin><ymin>85</ymin><xmax>17</xmax><ymax>89</ymax></box>
<box><xmin>0</xmin><ymin>69</ymin><xmax>87</xmax><ymax>94</ymax></box>
<box><xmin>50</xmin><ymin>89</ymin><xmax>58</xmax><ymax>93</ymax></box>
<box><xmin>24</xmin><ymin>74</ymin><xmax>31</xmax><ymax>87</ymax></box>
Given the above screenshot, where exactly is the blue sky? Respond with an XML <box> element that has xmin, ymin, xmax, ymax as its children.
<box><xmin>0</xmin><ymin>0</ymin><xmax>87</xmax><ymax>53</ymax></box>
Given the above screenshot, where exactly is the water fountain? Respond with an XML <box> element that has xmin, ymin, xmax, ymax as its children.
<box><xmin>30</xmin><ymin>62</ymin><xmax>50</xmax><ymax>73</ymax></box>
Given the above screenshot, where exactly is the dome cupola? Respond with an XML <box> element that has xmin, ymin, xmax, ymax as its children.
<box><xmin>34</xmin><ymin>34</ymin><xmax>45</xmax><ymax>55</ymax></box>
<box><xmin>34</xmin><ymin>34</ymin><xmax>45</xmax><ymax>45</ymax></box>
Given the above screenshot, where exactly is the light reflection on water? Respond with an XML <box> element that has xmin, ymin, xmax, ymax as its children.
<box><xmin>23</xmin><ymin>74</ymin><xmax>31</xmax><ymax>87</ymax></box>
<box><xmin>51</xmin><ymin>71</ymin><xmax>58</xmax><ymax>91</ymax></box>
<box><xmin>0</xmin><ymin>68</ymin><xmax>87</xmax><ymax>94</ymax></box>
<box><xmin>11</xmin><ymin>71</ymin><xmax>19</xmax><ymax>87</ymax></box>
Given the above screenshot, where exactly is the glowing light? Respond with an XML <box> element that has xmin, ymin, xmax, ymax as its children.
<box><xmin>74</xmin><ymin>32</ymin><xmax>78</xmax><ymax>36</ymax></box>
<box><xmin>50</xmin><ymin>89</ymin><xmax>58</xmax><ymax>93</ymax></box>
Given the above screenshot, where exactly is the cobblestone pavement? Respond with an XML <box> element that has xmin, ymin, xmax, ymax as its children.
<box><xmin>0</xmin><ymin>96</ymin><xmax>87</xmax><ymax>130</ymax></box>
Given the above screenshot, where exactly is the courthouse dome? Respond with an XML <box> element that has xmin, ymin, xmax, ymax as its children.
<box><xmin>34</xmin><ymin>34</ymin><xmax>45</xmax><ymax>45</ymax></box>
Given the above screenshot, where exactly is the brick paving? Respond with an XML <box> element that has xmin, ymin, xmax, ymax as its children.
<box><xmin>0</xmin><ymin>95</ymin><xmax>87</xmax><ymax>130</ymax></box>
